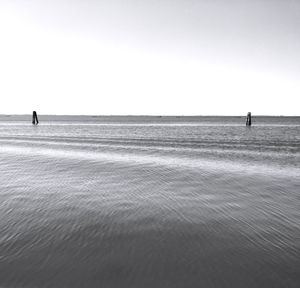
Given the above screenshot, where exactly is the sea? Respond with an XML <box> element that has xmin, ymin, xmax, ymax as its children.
<box><xmin>0</xmin><ymin>115</ymin><xmax>299</xmax><ymax>288</ymax></box>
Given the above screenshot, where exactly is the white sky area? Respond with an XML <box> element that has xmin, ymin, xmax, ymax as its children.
<box><xmin>0</xmin><ymin>0</ymin><xmax>299</xmax><ymax>115</ymax></box>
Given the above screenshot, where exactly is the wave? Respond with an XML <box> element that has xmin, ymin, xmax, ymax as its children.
<box><xmin>0</xmin><ymin>139</ymin><xmax>299</xmax><ymax>179</ymax></box>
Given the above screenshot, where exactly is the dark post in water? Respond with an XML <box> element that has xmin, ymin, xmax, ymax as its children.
<box><xmin>32</xmin><ymin>111</ymin><xmax>39</xmax><ymax>125</ymax></box>
<box><xmin>246</xmin><ymin>112</ymin><xmax>252</xmax><ymax>126</ymax></box>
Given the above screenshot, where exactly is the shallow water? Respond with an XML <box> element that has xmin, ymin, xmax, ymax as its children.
<box><xmin>0</xmin><ymin>116</ymin><xmax>299</xmax><ymax>287</ymax></box>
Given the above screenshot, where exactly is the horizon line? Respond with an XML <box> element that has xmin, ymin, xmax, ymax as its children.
<box><xmin>0</xmin><ymin>114</ymin><xmax>300</xmax><ymax>117</ymax></box>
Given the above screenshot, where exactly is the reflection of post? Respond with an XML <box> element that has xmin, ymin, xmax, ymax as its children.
<box><xmin>246</xmin><ymin>112</ymin><xmax>252</xmax><ymax>126</ymax></box>
<box><xmin>32</xmin><ymin>111</ymin><xmax>39</xmax><ymax>125</ymax></box>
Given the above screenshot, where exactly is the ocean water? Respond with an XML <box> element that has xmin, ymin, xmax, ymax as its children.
<box><xmin>0</xmin><ymin>115</ymin><xmax>299</xmax><ymax>288</ymax></box>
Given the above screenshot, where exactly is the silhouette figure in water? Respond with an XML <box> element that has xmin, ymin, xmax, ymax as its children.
<box><xmin>32</xmin><ymin>111</ymin><xmax>39</xmax><ymax>125</ymax></box>
<box><xmin>246</xmin><ymin>112</ymin><xmax>252</xmax><ymax>126</ymax></box>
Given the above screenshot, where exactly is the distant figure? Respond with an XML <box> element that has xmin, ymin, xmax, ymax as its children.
<box><xmin>246</xmin><ymin>112</ymin><xmax>252</xmax><ymax>126</ymax></box>
<box><xmin>32</xmin><ymin>111</ymin><xmax>39</xmax><ymax>125</ymax></box>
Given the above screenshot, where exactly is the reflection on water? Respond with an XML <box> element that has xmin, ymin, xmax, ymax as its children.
<box><xmin>0</xmin><ymin>116</ymin><xmax>299</xmax><ymax>287</ymax></box>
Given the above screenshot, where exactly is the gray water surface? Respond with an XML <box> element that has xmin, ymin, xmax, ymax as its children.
<box><xmin>0</xmin><ymin>116</ymin><xmax>299</xmax><ymax>287</ymax></box>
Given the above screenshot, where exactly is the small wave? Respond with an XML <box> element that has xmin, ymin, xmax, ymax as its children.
<box><xmin>0</xmin><ymin>143</ymin><xmax>299</xmax><ymax>179</ymax></box>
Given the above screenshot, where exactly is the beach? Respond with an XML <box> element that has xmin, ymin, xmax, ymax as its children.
<box><xmin>0</xmin><ymin>116</ymin><xmax>299</xmax><ymax>287</ymax></box>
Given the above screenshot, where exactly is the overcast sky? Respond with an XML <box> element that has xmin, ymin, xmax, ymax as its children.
<box><xmin>0</xmin><ymin>0</ymin><xmax>299</xmax><ymax>115</ymax></box>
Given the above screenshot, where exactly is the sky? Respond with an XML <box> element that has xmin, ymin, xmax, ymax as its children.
<box><xmin>0</xmin><ymin>0</ymin><xmax>299</xmax><ymax>115</ymax></box>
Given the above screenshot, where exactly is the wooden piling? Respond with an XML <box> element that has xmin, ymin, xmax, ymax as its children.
<box><xmin>32</xmin><ymin>111</ymin><xmax>39</xmax><ymax>125</ymax></box>
<box><xmin>246</xmin><ymin>112</ymin><xmax>252</xmax><ymax>126</ymax></box>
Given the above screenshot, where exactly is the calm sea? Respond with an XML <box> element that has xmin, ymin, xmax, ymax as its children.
<box><xmin>0</xmin><ymin>116</ymin><xmax>299</xmax><ymax>287</ymax></box>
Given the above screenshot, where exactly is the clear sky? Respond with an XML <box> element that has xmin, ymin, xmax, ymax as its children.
<box><xmin>0</xmin><ymin>0</ymin><xmax>299</xmax><ymax>115</ymax></box>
